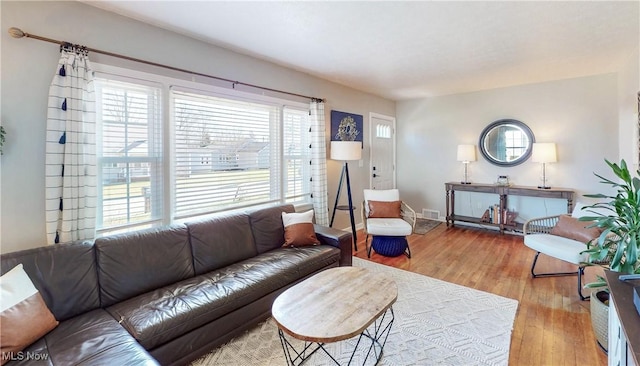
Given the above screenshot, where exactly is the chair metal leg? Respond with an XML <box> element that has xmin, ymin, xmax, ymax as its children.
<box><xmin>404</xmin><ymin>242</ymin><xmax>411</xmax><ymax>258</ymax></box>
<box><xmin>530</xmin><ymin>252</ymin><xmax>589</xmax><ymax>301</ymax></box>
<box><xmin>578</xmin><ymin>266</ymin><xmax>589</xmax><ymax>301</ymax></box>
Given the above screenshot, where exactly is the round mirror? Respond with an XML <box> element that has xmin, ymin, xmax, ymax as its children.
<box><xmin>479</xmin><ymin>119</ymin><xmax>535</xmax><ymax>166</ymax></box>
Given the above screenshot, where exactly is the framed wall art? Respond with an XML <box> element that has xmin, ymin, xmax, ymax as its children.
<box><xmin>330</xmin><ymin>110</ymin><xmax>363</xmax><ymax>146</ymax></box>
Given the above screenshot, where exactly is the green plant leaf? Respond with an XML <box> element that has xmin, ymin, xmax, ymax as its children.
<box><xmin>584</xmin><ymin>281</ymin><xmax>608</xmax><ymax>289</ymax></box>
<box><xmin>583</xmin><ymin>159</ymin><xmax>640</xmax><ymax>275</ymax></box>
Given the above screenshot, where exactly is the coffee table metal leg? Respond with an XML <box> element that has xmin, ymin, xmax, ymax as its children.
<box><xmin>357</xmin><ymin>307</ymin><xmax>394</xmax><ymax>365</ymax></box>
<box><xmin>278</xmin><ymin>307</ymin><xmax>394</xmax><ymax>366</ymax></box>
<box><xmin>279</xmin><ymin>329</ymin><xmax>323</xmax><ymax>366</ymax></box>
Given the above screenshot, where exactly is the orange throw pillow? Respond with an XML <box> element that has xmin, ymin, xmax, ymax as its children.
<box><xmin>0</xmin><ymin>264</ymin><xmax>58</xmax><ymax>364</ymax></box>
<box><xmin>550</xmin><ymin>215</ymin><xmax>602</xmax><ymax>243</ymax></box>
<box><xmin>368</xmin><ymin>200</ymin><xmax>402</xmax><ymax>218</ymax></box>
<box><xmin>281</xmin><ymin>210</ymin><xmax>320</xmax><ymax>247</ymax></box>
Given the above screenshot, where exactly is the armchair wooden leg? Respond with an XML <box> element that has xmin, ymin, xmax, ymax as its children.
<box><xmin>530</xmin><ymin>252</ymin><xmax>589</xmax><ymax>301</ymax></box>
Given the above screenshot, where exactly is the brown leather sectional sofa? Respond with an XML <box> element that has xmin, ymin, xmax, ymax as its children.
<box><xmin>1</xmin><ymin>204</ymin><xmax>352</xmax><ymax>365</ymax></box>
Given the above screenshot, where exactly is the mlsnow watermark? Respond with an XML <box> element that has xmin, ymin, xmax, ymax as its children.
<box><xmin>1</xmin><ymin>351</ymin><xmax>50</xmax><ymax>362</ymax></box>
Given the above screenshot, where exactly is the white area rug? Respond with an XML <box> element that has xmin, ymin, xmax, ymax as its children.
<box><xmin>191</xmin><ymin>258</ymin><xmax>519</xmax><ymax>366</ymax></box>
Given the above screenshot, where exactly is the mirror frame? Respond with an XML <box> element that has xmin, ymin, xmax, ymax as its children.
<box><xmin>478</xmin><ymin>119</ymin><xmax>535</xmax><ymax>167</ymax></box>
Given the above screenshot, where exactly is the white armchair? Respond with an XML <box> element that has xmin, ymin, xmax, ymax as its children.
<box><xmin>523</xmin><ymin>202</ymin><xmax>608</xmax><ymax>300</ymax></box>
<box><xmin>361</xmin><ymin>189</ymin><xmax>416</xmax><ymax>258</ymax></box>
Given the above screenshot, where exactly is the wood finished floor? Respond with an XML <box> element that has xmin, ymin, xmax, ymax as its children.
<box><xmin>353</xmin><ymin>222</ymin><xmax>607</xmax><ymax>366</ymax></box>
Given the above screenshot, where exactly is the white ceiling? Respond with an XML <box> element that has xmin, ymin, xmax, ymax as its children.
<box><xmin>84</xmin><ymin>1</ymin><xmax>639</xmax><ymax>101</ymax></box>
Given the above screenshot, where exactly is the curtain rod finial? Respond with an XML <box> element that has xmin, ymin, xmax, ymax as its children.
<box><xmin>8</xmin><ymin>27</ymin><xmax>25</xmax><ymax>38</ymax></box>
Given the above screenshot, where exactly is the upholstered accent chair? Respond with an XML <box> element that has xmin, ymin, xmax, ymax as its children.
<box><xmin>523</xmin><ymin>202</ymin><xmax>608</xmax><ymax>300</ymax></box>
<box><xmin>361</xmin><ymin>189</ymin><xmax>416</xmax><ymax>258</ymax></box>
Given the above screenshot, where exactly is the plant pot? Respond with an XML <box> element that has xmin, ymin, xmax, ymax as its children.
<box><xmin>590</xmin><ymin>290</ymin><xmax>609</xmax><ymax>352</ymax></box>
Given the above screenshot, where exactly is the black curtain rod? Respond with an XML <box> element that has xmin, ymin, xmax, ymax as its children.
<box><xmin>8</xmin><ymin>27</ymin><xmax>325</xmax><ymax>103</ymax></box>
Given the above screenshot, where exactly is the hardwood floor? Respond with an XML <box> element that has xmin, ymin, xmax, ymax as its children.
<box><xmin>353</xmin><ymin>223</ymin><xmax>607</xmax><ymax>366</ymax></box>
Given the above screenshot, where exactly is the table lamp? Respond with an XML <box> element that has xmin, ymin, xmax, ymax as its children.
<box><xmin>531</xmin><ymin>142</ymin><xmax>557</xmax><ymax>189</ymax></box>
<box><xmin>457</xmin><ymin>144</ymin><xmax>476</xmax><ymax>184</ymax></box>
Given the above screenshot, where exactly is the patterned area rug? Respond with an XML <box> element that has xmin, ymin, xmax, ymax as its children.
<box><xmin>413</xmin><ymin>218</ymin><xmax>442</xmax><ymax>234</ymax></box>
<box><xmin>191</xmin><ymin>258</ymin><xmax>518</xmax><ymax>366</ymax></box>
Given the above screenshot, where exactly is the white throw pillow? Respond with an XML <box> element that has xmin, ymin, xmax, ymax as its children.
<box><xmin>281</xmin><ymin>210</ymin><xmax>320</xmax><ymax>247</ymax></box>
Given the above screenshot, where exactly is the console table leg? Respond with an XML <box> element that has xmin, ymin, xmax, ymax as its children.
<box><xmin>446</xmin><ymin>189</ymin><xmax>455</xmax><ymax>227</ymax></box>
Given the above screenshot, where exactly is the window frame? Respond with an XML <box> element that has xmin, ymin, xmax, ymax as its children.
<box><xmin>93</xmin><ymin>63</ymin><xmax>312</xmax><ymax>235</ymax></box>
<box><xmin>94</xmin><ymin>72</ymin><xmax>164</xmax><ymax>233</ymax></box>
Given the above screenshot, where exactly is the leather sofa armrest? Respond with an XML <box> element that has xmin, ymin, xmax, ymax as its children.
<box><xmin>314</xmin><ymin>224</ymin><xmax>353</xmax><ymax>266</ymax></box>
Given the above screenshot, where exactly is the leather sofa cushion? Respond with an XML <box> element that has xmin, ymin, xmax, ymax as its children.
<box><xmin>186</xmin><ymin>213</ymin><xmax>258</xmax><ymax>275</ymax></box>
<box><xmin>12</xmin><ymin>309</ymin><xmax>157</xmax><ymax>366</ymax></box>
<box><xmin>96</xmin><ymin>225</ymin><xmax>194</xmax><ymax>307</ymax></box>
<box><xmin>249</xmin><ymin>204</ymin><xmax>295</xmax><ymax>253</ymax></box>
<box><xmin>4</xmin><ymin>338</ymin><xmax>51</xmax><ymax>366</ymax></box>
<box><xmin>107</xmin><ymin>245</ymin><xmax>340</xmax><ymax>350</ymax></box>
<box><xmin>0</xmin><ymin>241</ymin><xmax>99</xmax><ymax>321</ymax></box>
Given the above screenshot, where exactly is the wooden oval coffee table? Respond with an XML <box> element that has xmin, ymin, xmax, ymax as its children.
<box><xmin>272</xmin><ymin>266</ymin><xmax>397</xmax><ymax>365</ymax></box>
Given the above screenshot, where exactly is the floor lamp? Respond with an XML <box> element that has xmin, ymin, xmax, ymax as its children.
<box><xmin>329</xmin><ymin>141</ymin><xmax>362</xmax><ymax>251</ymax></box>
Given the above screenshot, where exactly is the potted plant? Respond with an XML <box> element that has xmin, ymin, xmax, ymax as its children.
<box><xmin>580</xmin><ymin>159</ymin><xmax>640</xmax><ymax>352</ymax></box>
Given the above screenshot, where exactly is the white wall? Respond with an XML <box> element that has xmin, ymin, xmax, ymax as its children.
<box><xmin>0</xmin><ymin>1</ymin><xmax>395</xmax><ymax>253</ymax></box>
<box><xmin>618</xmin><ymin>51</ymin><xmax>640</xmax><ymax>170</ymax></box>
<box><xmin>397</xmin><ymin>74</ymin><xmax>627</xmax><ymax>224</ymax></box>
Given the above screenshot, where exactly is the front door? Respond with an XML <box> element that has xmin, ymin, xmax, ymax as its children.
<box><xmin>369</xmin><ymin>113</ymin><xmax>396</xmax><ymax>190</ymax></box>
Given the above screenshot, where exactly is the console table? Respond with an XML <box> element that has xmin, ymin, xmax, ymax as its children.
<box><xmin>445</xmin><ymin>182</ymin><xmax>574</xmax><ymax>233</ymax></box>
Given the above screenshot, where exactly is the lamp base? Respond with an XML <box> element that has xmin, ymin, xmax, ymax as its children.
<box><xmin>537</xmin><ymin>185</ymin><xmax>551</xmax><ymax>189</ymax></box>
<box><xmin>460</xmin><ymin>181</ymin><xmax>472</xmax><ymax>184</ymax></box>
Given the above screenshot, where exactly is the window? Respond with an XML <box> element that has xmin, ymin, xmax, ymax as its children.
<box><xmin>94</xmin><ymin>65</ymin><xmax>311</xmax><ymax>234</ymax></box>
<box><xmin>283</xmin><ymin>108</ymin><xmax>312</xmax><ymax>203</ymax></box>
<box><xmin>376</xmin><ymin>124</ymin><xmax>391</xmax><ymax>139</ymax></box>
<box><xmin>504</xmin><ymin>129</ymin><xmax>527</xmax><ymax>161</ymax></box>
<box><xmin>96</xmin><ymin>78</ymin><xmax>163</xmax><ymax>232</ymax></box>
<box><xmin>171</xmin><ymin>88</ymin><xmax>311</xmax><ymax>220</ymax></box>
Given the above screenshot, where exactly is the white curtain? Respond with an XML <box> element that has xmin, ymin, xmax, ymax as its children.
<box><xmin>309</xmin><ymin>101</ymin><xmax>329</xmax><ymax>226</ymax></box>
<box><xmin>45</xmin><ymin>48</ymin><xmax>97</xmax><ymax>244</ymax></box>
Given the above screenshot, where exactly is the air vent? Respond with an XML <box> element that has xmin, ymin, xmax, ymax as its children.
<box><xmin>422</xmin><ymin>209</ymin><xmax>439</xmax><ymax>220</ymax></box>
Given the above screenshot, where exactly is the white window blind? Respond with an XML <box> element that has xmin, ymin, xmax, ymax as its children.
<box><xmin>93</xmin><ymin>65</ymin><xmax>313</xmax><ymax>234</ymax></box>
<box><xmin>95</xmin><ymin>79</ymin><xmax>162</xmax><ymax>232</ymax></box>
<box><xmin>172</xmin><ymin>89</ymin><xmax>284</xmax><ymax>219</ymax></box>
<box><xmin>283</xmin><ymin>107</ymin><xmax>312</xmax><ymax>202</ymax></box>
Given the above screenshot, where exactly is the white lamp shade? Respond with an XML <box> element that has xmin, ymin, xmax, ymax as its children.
<box><xmin>456</xmin><ymin>144</ymin><xmax>476</xmax><ymax>162</ymax></box>
<box><xmin>330</xmin><ymin>141</ymin><xmax>362</xmax><ymax>161</ymax></box>
<box><xmin>531</xmin><ymin>143</ymin><xmax>557</xmax><ymax>163</ymax></box>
